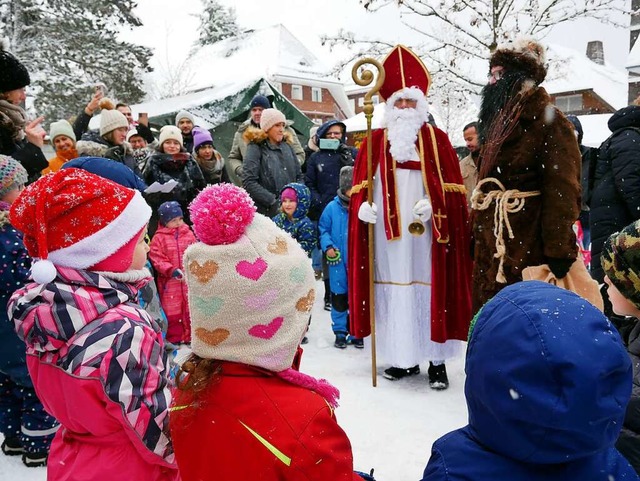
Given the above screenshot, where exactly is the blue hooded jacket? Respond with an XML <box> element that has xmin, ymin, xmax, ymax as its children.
<box><xmin>272</xmin><ymin>182</ymin><xmax>316</xmax><ymax>256</ymax></box>
<box><xmin>422</xmin><ymin>281</ymin><xmax>637</xmax><ymax>481</ymax></box>
<box><xmin>304</xmin><ymin>120</ymin><xmax>354</xmax><ymax>220</ymax></box>
<box><xmin>319</xmin><ymin>195</ymin><xmax>349</xmax><ymax>295</ymax></box>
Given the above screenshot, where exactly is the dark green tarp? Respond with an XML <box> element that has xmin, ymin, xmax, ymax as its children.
<box><xmin>146</xmin><ymin>79</ymin><xmax>314</xmax><ymax>160</ymax></box>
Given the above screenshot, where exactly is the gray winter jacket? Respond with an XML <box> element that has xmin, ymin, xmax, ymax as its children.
<box><xmin>227</xmin><ymin>118</ymin><xmax>305</xmax><ymax>186</ymax></box>
<box><xmin>242</xmin><ymin>127</ymin><xmax>303</xmax><ymax>216</ymax></box>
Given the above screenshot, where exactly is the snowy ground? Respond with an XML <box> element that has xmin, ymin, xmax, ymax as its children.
<box><xmin>0</xmin><ymin>279</ymin><xmax>469</xmax><ymax>481</ymax></box>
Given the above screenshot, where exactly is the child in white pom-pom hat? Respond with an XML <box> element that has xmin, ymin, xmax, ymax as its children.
<box><xmin>171</xmin><ymin>183</ymin><xmax>371</xmax><ymax>481</ymax></box>
<box><xmin>7</xmin><ymin>168</ymin><xmax>179</xmax><ymax>481</ymax></box>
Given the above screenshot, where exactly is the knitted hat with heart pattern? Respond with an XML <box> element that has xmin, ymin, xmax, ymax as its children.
<box><xmin>186</xmin><ymin>183</ymin><xmax>317</xmax><ymax>371</ymax></box>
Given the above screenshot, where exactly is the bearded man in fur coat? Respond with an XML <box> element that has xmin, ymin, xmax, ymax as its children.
<box><xmin>348</xmin><ymin>45</ymin><xmax>472</xmax><ymax>388</ymax></box>
<box><xmin>471</xmin><ymin>38</ymin><xmax>581</xmax><ymax>313</ymax></box>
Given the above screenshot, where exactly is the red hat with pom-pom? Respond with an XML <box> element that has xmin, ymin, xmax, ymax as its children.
<box><xmin>10</xmin><ymin>168</ymin><xmax>151</xmax><ymax>283</ymax></box>
<box><xmin>185</xmin><ymin>184</ymin><xmax>317</xmax><ymax>372</ymax></box>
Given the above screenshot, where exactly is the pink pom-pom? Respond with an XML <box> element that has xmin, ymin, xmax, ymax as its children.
<box><xmin>189</xmin><ymin>183</ymin><xmax>256</xmax><ymax>245</ymax></box>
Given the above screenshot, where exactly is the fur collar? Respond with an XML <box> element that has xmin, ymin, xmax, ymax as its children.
<box><xmin>243</xmin><ymin>126</ymin><xmax>293</xmax><ymax>145</ymax></box>
<box><xmin>519</xmin><ymin>86</ymin><xmax>553</xmax><ymax>122</ymax></box>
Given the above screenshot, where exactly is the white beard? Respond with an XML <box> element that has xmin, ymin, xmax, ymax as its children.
<box><xmin>383</xmin><ymin>87</ymin><xmax>430</xmax><ymax>163</ymax></box>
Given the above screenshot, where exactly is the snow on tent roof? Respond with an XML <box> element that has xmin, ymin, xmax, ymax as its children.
<box><xmin>186</xmin><ymin>24</ymin><xmax>333</xmax><ymax>92</ymax></box>
<box><xmin>544</xmin><ymin>44</ymin><xmax>627</xmax><ymax>111</ymax></box>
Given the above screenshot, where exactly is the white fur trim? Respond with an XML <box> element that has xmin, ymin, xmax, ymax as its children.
<box><xmin>95</xmin><ymin>267</ymin><xmax>152</xmax><ymax>283</ymax></box>
<box><xmin>47</xmin><ymin>191</ymin><xmax>151</xmax><ymax>269</ymax></box>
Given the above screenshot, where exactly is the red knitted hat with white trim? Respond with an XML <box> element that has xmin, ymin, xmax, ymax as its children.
<box><xmin>10</xmin><ymin>168</ymin><xmax>151</xmax><ymax>283</ymax></box>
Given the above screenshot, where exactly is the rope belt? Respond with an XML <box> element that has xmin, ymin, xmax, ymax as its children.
<box><xmin>471</xmin><ymin>177</ymin><xmax>541</xmax><ymax>284</ymax></box>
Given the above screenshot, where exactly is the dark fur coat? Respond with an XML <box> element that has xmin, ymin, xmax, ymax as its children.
<box><xmin>472</xmin><ymin>87</ymin><xmax>581</xmax><ymax>312</ymax></box>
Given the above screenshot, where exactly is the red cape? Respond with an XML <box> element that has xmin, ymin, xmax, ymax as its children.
<box><xmin>348</xmin><ymin>125</ymin><xmax>472</xmax><ymax>343</ymax></box>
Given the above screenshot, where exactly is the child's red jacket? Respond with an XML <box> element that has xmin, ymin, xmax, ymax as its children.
<box><xmin>170</xmin><ymin>362</ymin><xmax>362</xmax><ymax>481</ymax></box>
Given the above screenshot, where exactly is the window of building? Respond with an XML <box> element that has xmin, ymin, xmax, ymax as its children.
<box><xmin>291</xmin><ymin>84</ymin><xmax>303</xmax><ymax>100</ymax></box>
<box><xmin>357</xmin><ymin>97</ymin><xmax>364</xmax><ymax>107</ymax></box>
<box><xmin>555</xmin><ymin>94</ymin><xmax>583</xmax><ymax>113</ymax></box>
<box><xmin>372</xmin><ymin>94</ymin><xmax>379</xmax><ymax>105</ymax></box>
<box><xmin>311</xmin><ymin>87</ymin><xmax>322</xmax><ymax>103</ymax></box>
<box><xmin>349</xmin><ymin>98</ymin><xmax>356</xmax><ymax>112</ymax></box>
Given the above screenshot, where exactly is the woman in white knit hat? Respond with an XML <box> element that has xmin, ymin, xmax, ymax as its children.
<box><xmin>42</xmin><ymin>119</ymin><xmax>78</xmax><ymax>174</ymax></box>
<box><xmin>75</xmin><ymin>98</ymin><xmax>140</xmax><ymax>175</ymax></box>
<box><xmin>144</xmin><ymin>125</ymin><xmax>206</xmax><ymax>234</ymax></box>
<box><xmin>242</xmin><ymin>108</ymin><xmax>304</xmax><ymax>216</ymax></box>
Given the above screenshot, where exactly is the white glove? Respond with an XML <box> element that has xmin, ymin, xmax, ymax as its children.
<box><xmin>412</xmin><ymin>198</ymin><xmax>433</xmax><ymax>222</ymax></box>
<box><xmin>358</xmin><ymin>202</ymin><xmax>378</xmax><ymax>224</ymax></box>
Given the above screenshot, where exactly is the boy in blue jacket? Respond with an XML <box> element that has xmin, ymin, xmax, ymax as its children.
<box><xmin>319</xmin><ymin>166</ymin><xmax>362</xmax><ymax>349</ymax></box>
<box><xmin>0</xmin><ymin>155</ymin><xmax>58</xmax><ymax>467</ymax></box>
<box><xmin>422</xmin><ymin>281</ymin><xmax>637</xmax><ymax>481</ymax></box>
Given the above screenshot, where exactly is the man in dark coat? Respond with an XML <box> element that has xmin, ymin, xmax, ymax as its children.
<box><xmin>590</xmin><ymin>105</ymin><xmax>640</xmax><ymax>284</ymax></box>
<box><xmin>471</xmin><ymin>38</ymin><xmax>581</xmax><ymax>313</ymax></box>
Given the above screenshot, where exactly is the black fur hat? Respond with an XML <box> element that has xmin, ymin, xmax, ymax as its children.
<box><xmin>0</xmin><ymin>41</ymin><xmax>30</xmax><ymax>94</ymax></box>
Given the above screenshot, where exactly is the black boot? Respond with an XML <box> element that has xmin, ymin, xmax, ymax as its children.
<box><xmin>22</xmin><ymin>451</ymin><xmax>48</xmax><ymax>468</ymax></box>
<box><xmin>1</xmin><ymin>437</ymin><xmax>23</xmax><ymax>456</ymax></box>
<box><xmin>383</xmin><ymin>365</ymin><xmax>420</xmax><ymax>380</ymax></box>
<box><xmin>428</xmin><ymin>362</ymin><xmax>449</xmax><ymax>390</ymax></box>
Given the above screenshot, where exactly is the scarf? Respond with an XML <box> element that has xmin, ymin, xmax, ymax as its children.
<box><xmin>0</xmin><ymin>100</ymin><xmax>27</xmax><ymax>142</ymax></box>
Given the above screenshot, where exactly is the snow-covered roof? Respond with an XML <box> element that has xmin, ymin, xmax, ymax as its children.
<box><xmin>87</xmin><ymin>79</ymin><xmax>258</xmax><ymax>130</ymax></box>
<box><xmin>544</xmin><ymin>44</ymin><xmax>627</xmax><ymax>111</ymax></box>
<box><xmin>576</xmin><ymin>113</ymin><xmax>613</xmax><ymax>148</ymax></box>
<box><xmin>184</xmin><ymin>24</ymin><xmax>353</xmax><ymax>117</ymax></box>
<box><xmin>627</xmin><ymin>39</ymin><xmax>640</xmax><ymax>72</ymax></box>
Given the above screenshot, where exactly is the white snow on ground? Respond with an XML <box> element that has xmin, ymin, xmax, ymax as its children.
<box><xmin>0</xmin><ymin>279</ymin><xmax>469</xmax><ymax>481</ymax></box>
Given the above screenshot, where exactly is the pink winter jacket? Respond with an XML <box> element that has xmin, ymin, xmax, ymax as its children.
<box><xmin>149</xmin><ymin>223</ymin><xmax>196</xmax><ymax>343</ymax></box>
<box><xmin>8</xmin><ymin>267</ymin><xmax>179</xmax><ymax>481</ymax></box>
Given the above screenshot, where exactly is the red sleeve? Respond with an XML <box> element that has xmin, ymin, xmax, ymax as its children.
<box><xmin>292</xmin><ymin>404</ymin><xmax>360</xmax><ymax>481</ymax></box>
<box><xmin>149</xmin><ymin>234</ymin><xmax>175</xmax><ymax>277</ymax></box>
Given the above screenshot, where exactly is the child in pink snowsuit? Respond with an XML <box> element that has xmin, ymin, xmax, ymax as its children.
<box><xmin>150</xmin><ymin>201</ymin><xmax>197</xmax><ymax>344</ymax></box>
<box><xmin>7</xmin><ymin>169</ymin><xmax>179</xmax><ymax>481</ymax></box>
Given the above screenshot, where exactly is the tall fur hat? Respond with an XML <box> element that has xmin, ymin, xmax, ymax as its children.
<box><xmin>490</xmin><ymin>37</ymin><xmax>547</xmax><ymax>85</ymax></box>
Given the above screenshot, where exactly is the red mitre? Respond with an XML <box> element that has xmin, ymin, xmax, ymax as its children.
<box><xmin>378</xmin><ymin>45</ymin><xmax>431</xmax><ymax>101</ymax></box>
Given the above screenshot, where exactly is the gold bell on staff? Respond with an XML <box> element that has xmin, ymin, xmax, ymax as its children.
<box><xmin>408</xmin><ymin>218</ymin><xmax>425</xmax><ymax>236</ymax></box>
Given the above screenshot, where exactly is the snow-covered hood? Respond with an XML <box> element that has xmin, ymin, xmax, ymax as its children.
<box><xmin>9</xmin><ymin>267</ymin><xmax>149</xmax><ymax>353</ymax></box>
<box><xmin>465</xmin><ymin>281</ymin><xmax>631</xmax><ymax>464</ymax></box>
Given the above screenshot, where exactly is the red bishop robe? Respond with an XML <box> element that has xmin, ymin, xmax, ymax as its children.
<box><xmin>348</xmin><ymin>124</ymin><xmax>472</xmax><ymax>343</ymax></box>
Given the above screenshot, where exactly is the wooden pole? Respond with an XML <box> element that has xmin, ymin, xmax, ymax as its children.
<box><xmin>351</xmin><ymin>58</ymin><xmax>385</xmax><ymax>387</ymax></box>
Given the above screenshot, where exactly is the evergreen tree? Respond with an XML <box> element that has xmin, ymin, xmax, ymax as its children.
<box><xmin>194</xmin><ymin>0</ymin><xmax>238</xmax><ymax>47</ymax></box>
<box><xmin>1</xmin><ymin>0</ymin><xmax>152</xmax><ymax>122</ymax></box>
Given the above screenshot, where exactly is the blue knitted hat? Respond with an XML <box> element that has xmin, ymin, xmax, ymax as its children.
<box><xmin>158</xmin><ymin>201</ymin><xmax>183</xmax><ymax>225</ymax></box>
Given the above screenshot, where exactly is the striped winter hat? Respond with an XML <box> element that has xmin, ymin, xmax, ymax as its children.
<box><xmin>0</xmin><ymin>155</ymin><xmax>27</xmax><ymax>198</ymax></box>
<box><xmin>601</xmin><ymin>220</ymin><xmax>640</xmax><ymax>309</ymax></box>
